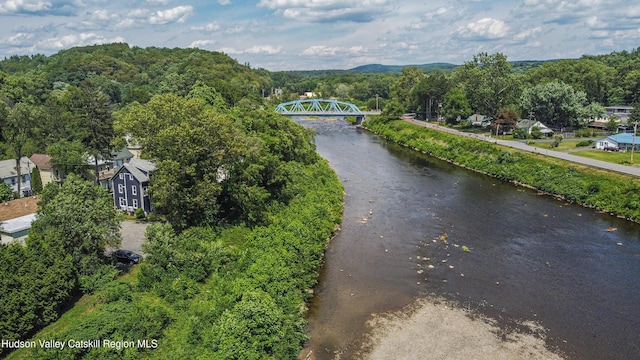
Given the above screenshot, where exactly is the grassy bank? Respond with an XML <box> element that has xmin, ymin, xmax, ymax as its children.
<box><xmin>362</xmin><ymin>118</ymin><xmax>640</xmax><ymax>223</ymax></box>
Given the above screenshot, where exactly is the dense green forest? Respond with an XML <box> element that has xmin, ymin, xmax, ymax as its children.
<box><xmin>0</xmin><ymin>44</ymin><xmax>343</xmax><ymax>359</ymax></box>
<box><xmin>1</xmin><ymin>43</ymin><xmax>640</xmax><ymax>359</ymax></box>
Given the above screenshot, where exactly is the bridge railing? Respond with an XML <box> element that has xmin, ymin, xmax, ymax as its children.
<box><xmin>275</xmin><ymin>99</ymin><xmax>364</xmax><ymax>115</ymax></box>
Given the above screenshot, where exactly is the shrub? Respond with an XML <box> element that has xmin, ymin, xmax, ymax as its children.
<box><xmin>576</xmin><ymin>140</ymin><xmax>594</xmax><ymax>147</ymax></box>
<box><xmin>135</xmin><ymin>207</ymin><xmax>145</xmax><ymax>219</ymax></box>
<box><xmin>513</xmin><ymin>129</ymin><xmax>529</xmax><ymax>139</ymax></box>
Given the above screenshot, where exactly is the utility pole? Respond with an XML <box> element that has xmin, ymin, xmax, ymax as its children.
<box><xmin>375</xmin><ymin>94</ymin><xmax>379</xmax><ymax>112</ymax></box>
<box><xmin>631</xmin><ymin>121</ymin><xmax>638</xmax><ymax>164</ymax></box>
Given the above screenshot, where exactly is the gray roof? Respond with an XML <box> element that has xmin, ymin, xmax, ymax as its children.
<box><xmin>0</xmin><ymin>157</ymin><xmax>34</xmax><ymax>179</ymax></box>
<box><xmin>128</xmin><ymin>158</ymin><xmax>156</xmax><ymax>172</ymax></box>
<box><xmin>111</xmin><ymin>147</ymin><xmax>134</xmax><ymax>161</ymax></box>
<box><xmin>111</xmin><ymin>158</ymin><xmax>156</xmax><ymax>183</ymax></box>
<box><xmin>124</xmin><ymin>163</ymin><xmax>149</xmax><ymax>182</ymax></box>
<box><xmin>516</xmin><ymin>119</ymin><xmax>553</xmax><ymax>132</ymax></box>
<box><xmin>0</xmin><ymin>213</ymin><xmax>36</xmax><ymax>234</ymax></box>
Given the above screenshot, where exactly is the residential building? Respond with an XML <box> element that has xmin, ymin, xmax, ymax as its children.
<box><xmin>515</xmin><ymin>119</ymin><xmax>554</xmax><ymax>136</ymax></box>
<box><xmin>595</xmin><ymin>133</ymin><xmax>640</xmax><ymax>151</ymax></box>
<box><xmin>0</xmin><ymin>196</ymin><xmax>38</xmax><ymax>244</ymax></box>
<box><xmin>605</xmin><ymin>106</ymin><xmax>634</xmax><ymax>123</ymax></box>
<box><xmin>111</xmin><ymin>158</ymin><xmax>156</xmax><ymax>215</ymax></box>
<box><xmin>467</xmin><ymin>114</ymin><xmax>491</xmax><ymax>127</ymax></box>
<box><xmin>0</xmin><ymin>157</ymin><xmax>34</xmax><ymax>197</ymax></box>
<box><xmin>29</xmin><ymin>153</ymin><xmax>56</xmax><ymax>186</ymax></box>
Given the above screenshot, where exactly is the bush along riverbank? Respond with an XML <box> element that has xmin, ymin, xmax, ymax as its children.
<box><xmin>362</xmin><ymin>118</ymin><xmax>640</xmax><ymax>223</ymax></box>
<box><xmin>10</xmin><ymin>158</ymin><xmax>344</xmax><ymax>360</ymax></box>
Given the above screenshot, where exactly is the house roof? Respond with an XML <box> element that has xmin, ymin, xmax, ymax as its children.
<box><xmin>607</xmin><ymin>133</ymin><xmax>640</xmax><ymax>144</ymax></box>
<box><xmin>128</xmin><ymin>158</ymin><xmax>156</xmax><ymax>172</ymax></box>
<box><xmin>0</xmin><ymin>213</ymin><xmax>37</xmax><ymax>234</ymax></box>
<box><xmin>111</xmin><ymin>147</ymin><xmax>134</xmax><ymax>161</ymax></box>
<box><xmin>515</xmin><ymin>119</ymin><xmax>553</xmax><ymax>132</ymax></box>
<box><xmin>30</xmin><ymin>154</ymin><xmax>53</xmax><ymax>170</ymax></box>
<box><xmin>111</xmin><ymin>158</ymin><xmax>156</xmax><ymax>183</ymax></box>
<box><xmin>0</xmin><ymin>157</ymin><xmax>35</xmax><ymax>180</ymax></box>
<box><xmin>467</xmin><ymin>114</ymin><xmax>487</xmax><ymax>122</ymax></box>
<box><xmin>0</xmin><ymin>196</ymin><xmax>38</xmax><ymax>221</ymax></box>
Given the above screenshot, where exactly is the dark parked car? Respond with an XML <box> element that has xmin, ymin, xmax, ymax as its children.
<box><xmin>112</xmin><ymin>250</ymin><xmax>141</xmax><ymax>264</ymax></box>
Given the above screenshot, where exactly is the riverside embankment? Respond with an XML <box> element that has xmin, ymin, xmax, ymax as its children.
<box><xmin>361</xmin><ymin>118</ymin><xmax>640</xmax><ymax>224</ymax></box>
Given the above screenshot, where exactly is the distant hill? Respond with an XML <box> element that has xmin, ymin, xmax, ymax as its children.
<box><xmin>348</xmin><ymin>60</ymin><xmax>553</xmax><ymax>73</ymax></box>
<box><xmin>349</xmin><ymin>63</ymin><xmax>458</xmax><ymax>73</ymax></box>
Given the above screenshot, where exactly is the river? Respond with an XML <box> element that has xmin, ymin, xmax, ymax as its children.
<box><xmin>299</xmin><ymin>118</ymin><xmax>640</xmax><ymax>360</ymax></box>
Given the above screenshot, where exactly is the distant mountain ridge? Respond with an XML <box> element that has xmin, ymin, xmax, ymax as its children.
<box><xmin>349</xmin><ymin>60</ymin><xmax>552</xmax><ymax>73</ymax></box>
<box><xmin>349</xmin><ymin>63</ymin><xmax>458</xmax><ymax>72</ymax></box>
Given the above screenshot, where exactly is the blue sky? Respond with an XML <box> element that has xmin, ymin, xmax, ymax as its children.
<box><xmin>1</xmin><ymin>0</ymin><xmax>639</xmax><ymax>71</ymax></box>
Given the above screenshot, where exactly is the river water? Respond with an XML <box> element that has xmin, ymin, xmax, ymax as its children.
<box><xmin>299</xmin><ymin>118</ymin><xmax>640</xmax><ymax>360</ymax></box>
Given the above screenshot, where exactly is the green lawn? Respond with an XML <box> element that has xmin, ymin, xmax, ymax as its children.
<box><xmin>527</xmin><ymin>140</ymin><xmax>591</xmax><ymax>151</ymax></box>
<box><xmin>573</xmin><ymin>149</ymin><xmax>637</xmax><ymax>164</ymax></box>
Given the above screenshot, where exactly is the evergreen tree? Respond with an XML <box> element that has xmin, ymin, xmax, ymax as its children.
<box><xmin>30</xmin><ymin>166</ymin><xmax>43</xmax><ymax>194</ymax></box>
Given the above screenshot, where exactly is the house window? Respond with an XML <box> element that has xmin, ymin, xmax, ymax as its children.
<box><xmin>143</xmin><ymin>186</ymin><xmax>148</xmax><ymax>195</ymax></box>
<box><xmin>118</xmin><ymin>184</ymin><xmax>124</xmax><ymax>194</ymax></box>
<box><xmin>119</xmin><ymin>173</ymin><xmax>123</xmax><ymax>180</ymax></box>
<box><xmin>132</xmin><ymin>199</ymin><xmax>138</xmax><ymax>209</ymax></box>
<box><xmin>131</xmin><ymin>186</ymin><xmax>137</xmax><ymax>196</ymax></box>
<box><xmin>119</xmin><ymin>198</ymin><xmax>126</xmax><ymax>207</ymax></box>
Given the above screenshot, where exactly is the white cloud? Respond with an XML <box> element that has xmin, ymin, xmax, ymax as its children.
<box><xmin>189</xmin><ymin>39</ymin><xmax>215</xmax><ymax>48</ymax></box>
<box><xmin>301</xmin><ymin>45</ymin><xmax>367</xmax><ymax>56</ymax></box>
<box><xmin>191</xmin><ymin>22</ymin><xmax>221</xmax><ymax>32</ymax></box>
<box><xmin>218</xmin><ymin>0</ymin><xmax>231</xmax><ymax>4</ymax></box>
<box><xmin>257</xmin><ymin>0</ymin><xmax>395</xmax><ymax>23</ymax></box>
<box><xmin>455</xmin><ymin>18</ymin><xmax>509</xmax><ymax>40</ymax></box>
<box><xmin>38</xmin><ymin>32</ymin><xmax>125</xmax><ymax>51</ymax></box>
<box><xmin>218</xmin><ymin>45</ymin><xmax>282</xmax><ymax>54</ymax></box>
<box><xmin>245</xmin><ymin>45</ymin><xmax>282</xmax><ymax>54</ymax></box>
<box><xmin>2</xmin><ymin>32</ymin><xmax>35</xmax><ymax>45</ymax></box>
<box><xmin>0</xmin><ymin>0</ymin><xmax>52</xmax><ymax>14</ymax></box>
<box><xmin>149</xmin><ymin>5</ymin><xmax>193</xmax><ymax>25</ymax></box>
<box><xmin>513</xmin><ymin>26</ymin><xmax>542</xmax><ymax>42</ymax></box>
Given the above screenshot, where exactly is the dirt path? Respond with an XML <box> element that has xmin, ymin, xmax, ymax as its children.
<box><xmin>358</xmin><ymin>298</ymin><xmax>564</xmax><ymax>360</ymax></box>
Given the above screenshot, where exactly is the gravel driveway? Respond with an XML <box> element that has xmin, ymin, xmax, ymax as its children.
<box><xmin>112</xmin><ymin>220</ymin><xmax>151</xmax><ymax>256</ymax></box>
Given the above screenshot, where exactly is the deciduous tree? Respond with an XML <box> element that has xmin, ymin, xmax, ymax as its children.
<box><xmin>520</xmin><ymin>81</ymin><xmax>587</xmax><ymax>129</ymax></box>
<box><xmin>30</xmin><ymin>174</ymin><xmax>121</xmax><ymax>278</ymax></box>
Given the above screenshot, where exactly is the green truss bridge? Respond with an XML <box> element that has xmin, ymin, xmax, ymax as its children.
<box><xmin>275</xmin><ymin>99</ymin><xmax>380</xmax><ymax>125</ymax></box>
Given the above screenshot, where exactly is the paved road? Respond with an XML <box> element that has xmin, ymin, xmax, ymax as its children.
<box><xmin>403</xmin><ymin>119</ymin><xmax>640</xmax><ymax>177</ymax></box>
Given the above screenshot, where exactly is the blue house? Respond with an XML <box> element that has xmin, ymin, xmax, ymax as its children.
<box><xmin>595</xmin><ymin>133</ymin><xmax>640</xmax><ymax>151</ymax></box>
<box><xmin>111</xmin><ymin>158</ymin><xmax>156</xmax><ymax>215</ymax></box>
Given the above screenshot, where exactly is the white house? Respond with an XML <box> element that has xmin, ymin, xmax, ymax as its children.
<box><xmin>515</xmin><ymin>119</ymin><xmax>554</xmax><ymax>136</ymax></box>
<box><xmin>595</xmin><ymin>133</ymin><xmax>640</xmax><ymax>151</ymax></box>
<box><xmin>0</xmin><ymin>157</ymin><xmax>35</xmax><ymax>197</ymax></box>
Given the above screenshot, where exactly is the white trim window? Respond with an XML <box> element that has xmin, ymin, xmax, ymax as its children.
<box><xmin>132</xmin><ymin>199</ymin><xmax>138</xmax><ymax>209</ymax></box>
<box><xmin>119</xmin><ymin>173</ymin><xmax>123</xmax><ymax>180</ymax></box>
<box><xmin>119</xmin><ymin>198</ymin><xmax>126</xmax><ymax>207</ymax></box>
<box><xmin>118</xmin><ymin>184</ymin><xmax>124</xmax><ymax>194</ymax></box>
<box><xmin>131</xmin><ymin>186</ymin><xmax>137</xmax><ymax>196</ymax></box>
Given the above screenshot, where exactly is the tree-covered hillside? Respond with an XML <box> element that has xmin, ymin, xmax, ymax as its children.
<box><xmin>0</xmin><ymin>43</ymin><xmax>344</xmax><ymax>359</ymax></box>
